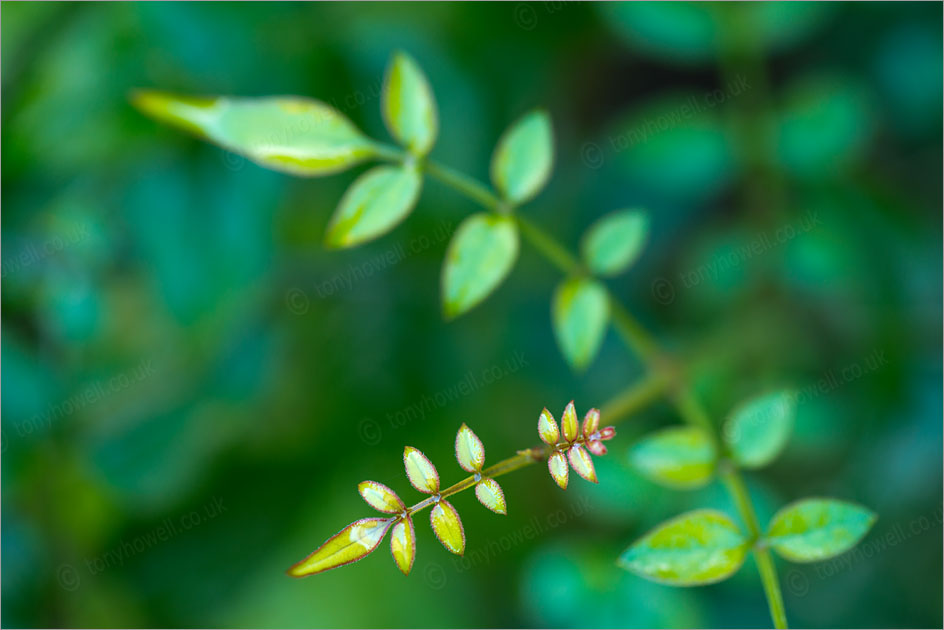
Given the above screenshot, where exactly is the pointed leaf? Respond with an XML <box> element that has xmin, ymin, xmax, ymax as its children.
<box><xmin>358</xmin><ymin>480</ymin><xmax>405</xmax><ymax>514</ymax></box>
<box><xmin>441</xmin><ymin>213</ymin><xmax>519</xmax><ymax>319</ymax></box>
<box><xmin>538</xmin><ymin>407</ymin><xmax>560</xmax><ymax>445</ymax></box>
<box><xmin>582</xmin><ymin>408</ymin><xmax>601</xmax><ymax>438</ymax></box>
<box><xmin>629</xmin><ymin>427</ymin><xmax>717</xmax><ymax>489</ymax></box>
<box><xmin>766</xmin><ymin>498</ymin><xmax>876</xmax><ymax>562</ymax></box>
<box><xmin>618</xmin><ymin>510</ymin><xmax>748</xmax><ymax>586</ymax></box>
<box><xmin>548</xmin><ymin>451</ymin><xmax>569</xmax><ymax>489</ymax></box>
<box><xmin>567</xmin><ymin>444</ymin><xmax>598</xmax><ymax>483</ymax></box>
<box><xmin>403</xmin><ymin>447</ymin><xmax>440</xmax><ymax>494</ymax></box>
<box><xmin>390</xmin><ymin>516</ymin><xmax>417</xmax><ymax>575</ymax></box>
<box><xmin>475</xmin><ymin>478</ymin><xmax>507</xmax><ymax>515</ymax></box>
<box><xmin>491</xmin><ymin>110</ymin><xmax>554</xmax><ymax>204</ymax></box>
<box><xmin>723</xmin><ymin>390</ymin><xmax>796</xmax><ymax>468</ymax></box>
<box><xmin>382</xmin><ymin>51</ymin><xmax>438</xmax><ymax>156</ymax></box>
<box><xmin>552</xmin><ymin>277</ymin><xmax>610</xmax><ymax>370</ymax></box>
<box><xmin>430</xmin><ymin>500</ymin><xmax>465</xmax><ymax>555</ymax></box>
<box><xmin>561</xmin><ymin>401</ymin><xmax>579</xmax><ymax>443</ymax></box>
<box><xmin>287</xmin><ymin>518</ymin><xmax>392</xmax><ymax>577</ymax></box>
<box><xmin>324</xmin><ymin>164</ymin><xmax>421</xmax><ymax>248</ymax></box>
<box><xmin>132</xmin><ymin>92</ymin><xmax>377</xmax><ymax>176</ymax></box>
<box><xmin>587</xmin><ymin>440</ymin><xmax>607</xmax><ymax>456</ymax></box>
<box><xmin>455</xmin><ymin>423</ymin><xmax>486</xmax><ymax>473</ymax></box>
<box><xmin>581</xmin><ymin>210</ymin><xmax>650</xmax><ymax>276</ymax></box>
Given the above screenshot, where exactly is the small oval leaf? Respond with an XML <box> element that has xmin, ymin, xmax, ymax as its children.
<box><xmin>766</xmin><ymin>498</ymin><xmax>876</xmax><ymax>562</ymax></box>
<box><xmin>455</xmin><ymin>423</ymin><xmax>486</xmax><ymax>473</ymax></box>
<box><xmin>490</xmin><ymin>110</ymin><xmax>554</xmax><ymax>204</ymax></box>
<box><xmin>618</xmin><ymin>509</ymin><xmax>748</xmax><ymax>586</ymax></box>
<box><xmin>629</xmin><ymin>427</ymin><xmax>717</xmax><ymax>489</ymax></box>
<box><xmin>132</xmin><ymin>92</ymin><xmax>377</xmax><ymax>176</ymax></box>
<box><xmin>382</xmin><ymin>51</ymin><xmax>438</xmax><ymax>156</ymax></box>
<box><xmin>324</xmin><ymin>164</ymin><xmax>422</xmax><ymax>248</ymax></box>
<box><xmin>561</xmin><ymin>401</ymin><xmax>579</xmax><ymax>443</ymax></box>
<box><xmin>548</xmin><ymin>451</ymin><xmax>569</xmax><ymax>489</ymax></box>
<box><xmin>430</xmin><ymin>500</ymin><xmax>466</xmax><ymax>555</ymax></box>
<box><xmin>390</xmin><ymin>516</ymin><xmax>417</xmax><ymax>575</ymax></box>
<box><xmin>581</xmin><ymin>210</ymin><xmax>650</xmax><ymax>276</ymax></box>
<box><xmin>403</xmin><ymin>447</ymin><xmax>440</xmax><ymax>494</ymax></box>
<box><xmin>723</xmin><ymin>390</ymin><xmax>796</xmax><ymax>468</ymax></box>
<box><xmin>287</xmin><ymin>518</ymin><xmax>392</xmax><ymax>577</ymax></box>
<box><xmin>582</xmin><ymin>408</ymin><xmax>601</xmax><ymax>438</ymax></box>
<box><xmin>358</xmin><ymin>480</ymin><xmax>405</xmax><ymax>514</ymax></box>
<box><xmin>441</xmin><ymin>213</ymin><xmax>519</xmax><ymax>319</ymax></box>
<box><xmin>567</xmin><ymin>443</ymin><xmax>598</xmax><ymax>483</ymax></box>
<box><xmin>552</xmin><ymin>277</ymin><xmax>611</xmax><ymax>370</ymax></box>
<box><xmin>538</xmin><ymin>407</ymin><xmax>560</xmax><ymax>445</ymax></box>
<box><xmin>475</xmin><ymin>478</ymin><xmax>507</xmax><ymax>515</ymax></box>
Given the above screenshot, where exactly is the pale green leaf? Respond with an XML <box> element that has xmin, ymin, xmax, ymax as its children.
<box><xmin>132</xmin><ymin>91</ymin><xmax>378</xmax><ymax>176</ymax></box>
<box><xmin>455</xmin><ymin>423</ymin><xmax>485</xmax><ymax>473</ymax></box>
<box><xmin>766</xmin><ymin>498</ymin><xmax>876</xmax><ymax>562</ymax></box>
<box><xmin>629</xmin><ymin>427</ymin><xmax>717</xmax><ymax>489</ymax></box>
<box><xmin>287</xmin><ymin>517</ymin><xmax>392</xmax><ymax>577</ymax></box>
<box><xmin>581</xmin><ymin>210</ymin><xmax>650</xmax><ymax>276</ymax></box>
<box><xmin>403</xmin><ymin>447</ymin><xmax>440</xmax><ymax>494</ymax></box>
<box><xmin>441</xmin><ymin>213</ymin><xmax>519</xmax><ymax>319</ymax></box>
<box><xmin>430</xmin><ymin>500</ymin><xmax>465</xmax><ymax>555</ymax></box>
<box><xmin>382</xmin><ymin>51</ymin><xmax>438</xmax><ymax>156</ymax></box>
<box><xmin>475</xmin><ymin>478</ymin><xmax>507</xmax><ymax>515</ymax></box>
<box><xmin>723</xmin><ymin>390</ymin><xmax>796</xmax><ymax>468</ymax></box>
<box><xmin>618</xmin><ymin>509</ymin><xmax>748</xmax><ymax>586</ymax></box>
<box><xmin>538</xmin><ymin>407</ymin><xmax>560</xmax><ymax>446</ymax></box>
<box><xmin>547</xmin><ymin>451</ymin><xmax>569</xmax><ymax>489</ymax></box>
<box><xmin>390</xmin><ymin>517</ymin><xmax>416</xmax><ymax>575</ymax></box>
<box><xmin>358</xmin><ymin>480</ymin><xmax>405</xmax><ymax>514</ymax></box>
<box><xmin>552</xmin><ymin>277</ymin><xmax>610</xmax><ymax>370</ymax></box>
<box><xmin>324</xmin><ymin>164</ymin><xmax>422</xmax><ymax>248</ymax></box>
<box><xmin>490</xmin><ymin>110</ymin><xmax>553</xmax><ymax>204</ymax></box>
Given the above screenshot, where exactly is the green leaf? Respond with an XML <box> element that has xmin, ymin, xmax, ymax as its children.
<box><xmin>723</xmin><ymin>390</ymin><xmax>796</xmax><ymax>468</ymax></box>
<box><xmin>490</xmin><ymin>110</ymin><xmax>553</xmax><ymax>205</ymax></box>
<box><xmin>132</xmin><ymin>91</ymin><xmax>377</xmax><ymax>176</ymax></box>
<box><xmin>629</xmin><ymin>427</ymin><xmax>717</xmax><ymax>489</ymax></box>
<box><xmin>581</xmin><ymin>210</ymin><xmax>650</xmax><ymax>276</ymax></box>
<box><xmin>551</xmin><ymin>277</ymin><xmax>610</xmax><ymax>370</ymax></box>
<box><xmin>619</xmin><ymin>509</ymin><xmax>748</xmax><ymax>586</ymax></box>
<box><xmin>766</xmin><ymin>498</ymin><xmax>876</xmax><ymax>562</ymax></box>
<box><xmin>441</xmin><ymin>213</ymin><xmax>519</xmax><ymax>319</ymax></box>
<box><xmin>382</xmin><ymin>51</ymin><xmax>438</xmax><ymax>156</ymax></box>
<box><xmin>324</xmin><ymin>164</ymin><xmax>422</xmax><ymax>248</ymax></box>
<box><xmin>287</xmin><ymin>517</ymin><xmax>392</xmax><ymax>577</ymax></box>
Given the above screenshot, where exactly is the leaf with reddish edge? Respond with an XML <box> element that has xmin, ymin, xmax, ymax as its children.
<box><xmin>587</xmin><ymin>440</ymin><xmax>607</xmax><ymax>456</ymax></box>
<box><xmin>430</xmin><ymin>500</ymin><xmax>466</xmax><ymax>555</ymax></box>
<box><xmin>561</xmin><ymin>401</ymin><xmax>579</xmax><ymax>442</ymax></box>
<box><xmin>475</xmin><ymin>478</ymin><xmax>507</xmax><ymax>515</ymax></box>
<box><xmin>287</xmin><ymin>518</ymin><xmax>393</xmax><ymax>577</ymax></box>
<box><xmin>358</xmin><ymin>480</ymin><xmax>405</xmax><ymax>514</ymax></box>
<box><xmin>548</xmin><ymin>450</ymin><xmax>569</xmax><ymax>489</ymax></box>
<box><xmin>390</xmin><ymin>516</ymin><xmax>416</xmax><ymax>575</ymax></box>
<box><xmin>582</xmin><ymin>408</ymin><xmax>600</xmax><ymax>438</ymax></box>
<box><xmin>599</xmin><ymin>426</ymin><xmax>616</xmax><ymax>440</ymax></box>
<box><xmin>455</xmin><ymin>423</ymin><xmax>485</xmax><ymax>473</ymax></box>
<box><xmin>404</xmin><ymin>446</ymin><xmax>440</xmax><ymax>494</ymax></box>
<box><xmin>538</xmin><ymin>407</ymin><xmax>560</xmax><ymax>445</ymax></box>
<box><xmin>567</xmin><ymin>443</ymin><xmax>598</xmax><ymax>483</ymax></box>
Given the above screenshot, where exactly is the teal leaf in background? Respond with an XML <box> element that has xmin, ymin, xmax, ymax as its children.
<box><xmin>441</xmin><ymin>213</ymin><xmax>519</xmax><ymax>319</ymax></box>
<box><xmin>723</xmin><ymin>390</ymin><xmax>796</xmax><ymax>469</ymax></box>
<box><xmin>765</xmin><ymin>498</ymin><xmax>876</xmax><ymax>562</ymax></box>
<box><xmin>628</xmin><ymin>426</ymin><xmax>717</xmax><ymax>489</ymax></box>
<box><xmin>551</xmin><ymin>276</ymin><xmax>610</xmax><ymax>370</ymax></box>
<box><xmin>581</xmin><ymin>209</ymin><xmax>650</xmax><ymax>276</ymax></box>
<box><xmin>618</xmin><ymin>509</ymin><xmax>749</xmax><ymax>586</ymax></box>
<box><xmin>132</xmin><ymin>92</ymin><xmax>378</xmax><ymax>176</ymax></box>
<box><xmin>490</xmin><ymin>110</ymin><xmax>553</xmax><ymax>205</ymax></box>
<box><xmin>324</xmin><ymin>164</ymin><xmax>422</xmax><ymax>248</ymax></box>
<box><xmin>381</xmin><ymin>51</ymin><xmax>438</xmax><ymax>156</ymax></box>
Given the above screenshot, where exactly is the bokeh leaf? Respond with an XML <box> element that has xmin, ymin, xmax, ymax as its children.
<box><xmin>490</xmin><ymin>110</ymin><xmax>553</xmax><ymax>205</ymax></box>
<box><xmin>389</xmin><ymin>517</ymin><xmax>416</xmax><ymax>575</ymax></box>
<box><xmin>552</xmin><ymin>277</ymin><xmax>610</xmax><ymax>370</ymax></box>
<box><xmin>287</xmin><ymin>518</ymin><xmax>392</xmax><ymax>577</ymax></box>
<box><xmin>455</xmin><ymin>423</ymin><xmax>485</xmax><ymax>473</ymax></box>
<box><xmin>358</xmin><ymin>480</ymin><xmax>405</xmax><ymax>514</ymax></box>
<box><xmin>581</xmin><ymin>210</ymin><xmax>650</xmax><ymax>276</ymax></box>
<box><xmin>766</xmin><ymin>498</ymin><xmax>876</xmax><ymax>562</ymax></box>
<box><xmin>382</xmin><ymin>51</ymin><xmax>438</xmax><ymax>156</ymax></box>
<box><xmin>475</xmin><ymin>478</ymin><xmax>507</xmax><ymax>515</ymax></box>
<box><xmin>430</xmin><ymin>500</ymin><xmax>465</xmax><ymax>555</ymax></box>
<box><xmin>403</xmin><ymin>447</ymin><xmax>440</xmax><ymax>494</ymax></box>
<box><xmin>618</xmin><ymin>509</ymin><xmax>748</xmax><ymax>586</ymax></box>
<box><xmin>132</xmin><ymin>92</ymin><xmax>377</xmax><ymax>176</ymax></box>
<box><xmin>629</xmin><ymin>427</ymin><xmax>717</xmax><ymax>489</ymax></box>
<box><xmin>723</xmin><ymin>390</ymin><xmax>796</xmax><ymax>468</ymax></box>
<box><xmin>324</xmin><ymin>164</ymin><xmax>422</xmax><ymax>248</ymax></box>
<box><xmin>441</xmin><ymin>213</ymin><xmax>519</xmax><ymax>319</ymax></box>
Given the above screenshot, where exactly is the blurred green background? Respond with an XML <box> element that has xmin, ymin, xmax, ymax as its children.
<box><xmin>2</xmin><ymin>2</ymin><xmax>941</xmax><ymax>627</ymax></box>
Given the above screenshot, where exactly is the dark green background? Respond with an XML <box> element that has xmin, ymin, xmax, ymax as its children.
<box><xmin>2</xmin><ymin>2</ymin><xmax>941</xmax><ymax>627</ymax></box>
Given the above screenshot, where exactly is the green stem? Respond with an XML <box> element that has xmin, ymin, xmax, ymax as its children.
<box><xmin>515</xmin><ymin>215</ymin><xmax>581</xmax><ymax>274</ymax></box>
<box><xmin>755</xmin><ymin>548</ymin><xmax>788</xmax><ymax>629</ymax></box>
<box><xmin>425</xmin><ymin>160</ymin><xmax>500</xmax><ymax>211</ymax></box>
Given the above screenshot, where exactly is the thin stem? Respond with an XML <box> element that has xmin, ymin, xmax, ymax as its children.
<box><xmin>425</xmin><ymin>160</ymin><xmax>500</xmax><ymax>210</ymax></box>
<box><xmin>755</xmin><ymin>548</ymin><xmax>789</xmax><ymax>629</ymax></box>
<box><xmin>515</xmin><ymin>215</ymin><xmax>581</xmax><ymax>274</ymax></box>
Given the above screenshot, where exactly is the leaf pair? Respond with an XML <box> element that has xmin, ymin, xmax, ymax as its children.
<box><xmin>538</xmin><ymin>402</ymin><xmax>615</xmax><ymax>489</ymax></box>
<box><xmin>455</xmin><ymin>424</ymin><xmax>507</xmax><ymax>514</ymax></box>
<box><xmin>619</xmin><ymin>499</ymin><xmax>875</xmax><ymax>586</ymax></box>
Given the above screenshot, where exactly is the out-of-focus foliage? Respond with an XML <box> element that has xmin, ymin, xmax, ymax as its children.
<box><xmin>2</xmin><ymin>2</ymin><xmax>941</xmax><ymax>628</ymax></box>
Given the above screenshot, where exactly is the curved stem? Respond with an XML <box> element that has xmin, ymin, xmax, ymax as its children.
<box><xmin>425</xmin><ymin>160</ymin><xmax>500</xmax><ymax>210</ymax></box>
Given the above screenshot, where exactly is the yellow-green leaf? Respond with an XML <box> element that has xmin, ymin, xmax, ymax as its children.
<box><xmin>567</xmin><ymin>443</ymin><xmax>598</xmax><ymax>483</ymax></box>
<box><xmin>324</xmin><ymin>164</ymin><xmax>422</xmax><ymax>248</ymax></box>
<box><xmin>287</xmin><ymin>517</ymin><xmax>392</xmax><ymax>577</ymax></box>
<box><xmin>132</xmin><ymin>92</ymin><xmax>377</xmax><ymax>176</ymax></box>
<box><xmin>537</xmin><ymin>407</ymin><xmax>560</xmax><ymax>445</ymax></box>
<box><xmin>619</xmin><ymin>510</ymin><xmax>749</xmax><ymax>586</ymax></box>
<box><xmin>490</xmin><ymin>110</ymin><xmax>554</xmax><ymax>204</ymax></box>
<box><xmin>629</xmin><ymin>427</ymin><xmax>717</xmax><ymax>489</ymax></box>
<box><xmin>389</xmin><ymin>516</ymin><xmax>416</xmax><ymax>575</ymax></box>
<box><xmin>548</xmin><ymin>451</ymin><xmax>569</xmax><ymax>489</ymax></box>
<box><xmin>723</xmin><ymin>390</ymin><xmax>796</xmax><ymax>468</ymax></box>
<box><xmin>403</xmin><ymin>447</ymin><xmax>440</xmax><ymax>494</ymax></box>
<box><xmin>580</xmin><ymin>210</ymin><xmax>650</xmax><ymax>276</ymax></box>
<box><xmin>455</xmin><ymin>423</ymin><xmax>485</xmax><ymax>473</ymax></box>
<box><xmin>474</xmin><ymin>478</ymin><xmax>507</xmax><ymax>515</ymax></box>
<box><xmin>582</xmin><ymin>408</ymin><xmax>601</xmax><ymax>438</ymax></box>
<box><xmin>430</xmin><ymin>500</ymin><xmax>465</xmax><ymax>555</ymax></box>
<box><xmin>358</xmin><ymin>480</ymin><xmax>405</xmax><ymax>514</ymax></box>
<box><xmin>441</xmin><ymin>213</ymin><xmax>519</xmax><ymax>319</ymax></box>
<box><xmin>561</xmin><ymin>400</ymin><xmax>579</xmax><ymax>443</ymax></box>
<box><xmin>766</xmin><ymin>498</ymin><xmax>876</xmax><ymax>562</ymax></box>
<box><xmin>382</xmin><ymin>51</ymin><xmax>438</xmax><ymax>156</ymax></box>
<box><xmin>552</xmin><ymin>277</ymin><xmax>610</xmax><ymax>370</ymax></box>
